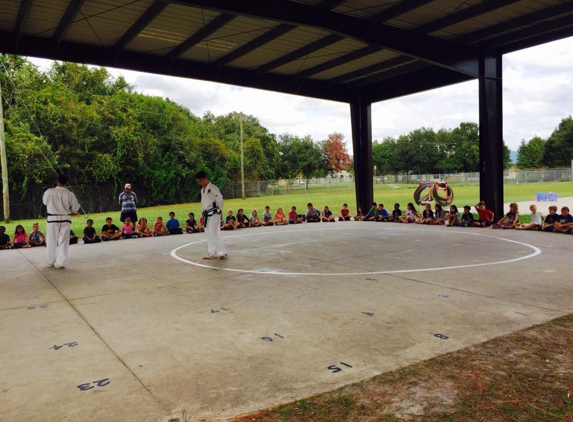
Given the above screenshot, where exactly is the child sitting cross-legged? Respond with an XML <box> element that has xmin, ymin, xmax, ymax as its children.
<box><xmin>83</xmin><ymin>219</ymin><xmax>101</xmax><ymax>243</ymax></box>
<box><xmin>152</xmin><ymin>216</ymin><xmax>169</xmax><ymax>236</ymax></box>
<box><xmin>121</xmin><ymin>217</ymin><xmax>138</xmax><ymax>238</ymax></box>
<box><xmin>185</xmin><ymin>213</ymin><xmax>201</xmax><ymax>233</ymax></box>
<box><xmin>517</xmin><ymin>204</ymin><xmax>543</xmax><ymax>230</ymax></box>
<box><xmin>29</xmin><ymin>222</ymin><xmax>46</xmax><ymax>247</ymax></box>
<box><xmin>221</xmin><ymin>209</ymin><xmax>238</xmax><ymax>230</ymax></box>
<box><xmin>166</xmin><ymin>212</ymin><xmax>183</xmax><ymax>234</ymax></box>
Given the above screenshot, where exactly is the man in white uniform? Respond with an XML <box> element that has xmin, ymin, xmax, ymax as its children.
<box><xmin>195</xmin><ymin>171</ymin><xmax>227</xmax><ymax>259</ymax></box>
<box><xmin>43</xmin><ymin>174</ymin><xmax>80</xmax><ymax>268</ymax></box>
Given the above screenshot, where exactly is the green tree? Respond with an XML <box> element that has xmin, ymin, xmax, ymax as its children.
<box><xmin>541</xmin><ymin>116</ymin><xmax>573</xmax><ymax>168</ymax></box>
<box><xmin>516</xmin><ymin>136</ymin><xmax>545</xmax><ymax>169</ymax></box>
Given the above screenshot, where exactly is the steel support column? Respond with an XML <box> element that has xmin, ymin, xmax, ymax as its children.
<box><xmin>479</xmin><ymin>54</ymin><xmax>504</xmax><ymax>220</ymax></box>
<box><xmin>350</xmin><ymin>97</ymin><xmax>373</xmax><ymax>213</ymax></box>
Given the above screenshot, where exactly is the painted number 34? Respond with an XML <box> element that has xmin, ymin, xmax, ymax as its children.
<box><xmin>77</xmin><ymin>378</ymin><xmax>111</xmax><ymax>391</ymax></box>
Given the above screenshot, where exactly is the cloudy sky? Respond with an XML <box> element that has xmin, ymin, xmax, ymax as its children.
<box><xmin>29</xmin><ymin>36</ymin><xmax>573</xmax><ymax>153</ymax></box>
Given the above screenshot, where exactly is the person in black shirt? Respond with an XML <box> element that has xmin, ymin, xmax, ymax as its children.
<box><xmin>83</xmin><ymin>219</ymin><xmax>101</xmax><ymax>243</ymax></box>
<box><xmin>236</xmin><ymin>208</ymin><xmax>250</xmax><ymax>228</ymax></box>
<box><xmin>541</xmin><ymin>206</ymin><xmax>559</xmax><ymax>232</ymax></box>
<box><xmin>0</xmin><ymin>226</ymin><xmax>11</xmax><ymax>249</ymax></box>
<box><xmin>460</xmin><ymin>205</ymin><xmax>475</xmax><ymax>227</ymax></box>
<box><xmin>100</xmin><ymin>217</ymin><xmax>122</xmax><ymax>240</ymax></box>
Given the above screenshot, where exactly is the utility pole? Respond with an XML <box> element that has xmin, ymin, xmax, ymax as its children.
<box><xmin>0</xmin><ymin>77</ymin><xmax>9</xmax><ymax>222</ymax></box>
<box><xmin>239</xmin><ymin>113</ymin><xmax>245</xmax><ymax>199</ymax></box>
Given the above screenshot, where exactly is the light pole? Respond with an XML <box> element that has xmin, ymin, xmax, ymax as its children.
<box><xmin>239</xmin><ymin>113</ymin><xmax>245</xmax><ymax>199</ymax></box>
<box><xmin>374</xmin><ymin>165</ymin><xmax>377</xmax><ymax>184</ymax></box>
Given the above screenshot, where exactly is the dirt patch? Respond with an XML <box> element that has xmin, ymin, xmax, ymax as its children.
<box><xmin>231</xmin><ymin>314</ymin><xmax>573</xmax><ymax>422</ymax></box>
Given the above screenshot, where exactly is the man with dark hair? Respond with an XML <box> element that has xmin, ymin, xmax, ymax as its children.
<box><xmin>43</xmin><ymin>174</ymin><xmax>80</xmax><ymax>268</ymax></box>
<box><xmin>119</xmin><ymin>183</ymin><xmax>138</xmax><ymax>225</ymax></box>
<box><xmin>195</xmin><ymin>171</ymin><xmax>227</xmax><ymax>259</ymax></box>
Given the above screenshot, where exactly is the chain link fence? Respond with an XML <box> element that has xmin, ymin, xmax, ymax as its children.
<box><xmin>2</xmin><ymin>169</ymin><xmax>571</xmax><ymax>220</ymax></box>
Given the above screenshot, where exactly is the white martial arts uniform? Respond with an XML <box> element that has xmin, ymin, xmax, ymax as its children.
<box><xmin>201</xmin><ymin>182</ymin><xmax>227</xmax><ymax>258</ymax></box>
<box><xmin>43</xmin><ymin>186</ymin><xmax>80</xmax><ymax>268</ymax></box>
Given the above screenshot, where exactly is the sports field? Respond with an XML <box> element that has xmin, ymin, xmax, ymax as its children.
<box><xmin>2</xmin><ymin>181</ymin><xmax>572</xmax><ymax>235</ymax></box>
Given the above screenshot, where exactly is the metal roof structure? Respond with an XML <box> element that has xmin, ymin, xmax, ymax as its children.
<box><xmin>1</xmin><ymin>0</ymin><xmax>573</xmax><ymax>218</ymax></box>
<box><xmin>1</xmin><ymin>0</ymin><xmax>573</xmax><ymax>104</ymax></box>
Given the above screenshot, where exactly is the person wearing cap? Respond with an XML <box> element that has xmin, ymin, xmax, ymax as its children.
<box><xmin>119</xmin><ymin>183</ymin><xmax>138</xmax><ymax>226</ymax></box>
<box><xmin>43</xmin><ymin>174</ymin><xmax>81</xmax><ymax>268</ymax></box>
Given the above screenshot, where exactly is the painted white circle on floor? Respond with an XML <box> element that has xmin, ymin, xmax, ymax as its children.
<box><xmin>170</xmin><ymin>227</ymin><xmax>541</xmax><ymax>276</ymax></box>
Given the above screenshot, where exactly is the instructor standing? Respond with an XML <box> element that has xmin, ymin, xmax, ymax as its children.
<box><xmin>43</xmin><ymin>174</ymin><xmax>80</xmax><ymax>268</ymax></box>
<box><xmin>195</xmin><ymin>171</ymin><xmax>227</xmax><ymax>260</ymax></box>
<box><xmin>119</xmin><ymin>183</ymin><xmax>137</xmax><ymax>225</ymax></box>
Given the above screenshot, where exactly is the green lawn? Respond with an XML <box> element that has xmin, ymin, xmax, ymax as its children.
<box><xmin>2</xmin><ymin>181</ymin><xmax>572</xmax><ymax>237</ymax></box>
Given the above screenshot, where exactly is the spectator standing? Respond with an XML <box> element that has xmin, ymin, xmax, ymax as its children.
<box><xmin>43</xmin><ymin>174</ymin><xmax>80</xmax><ymax>268</ymax></box>
<box><xmin>119</xmin><ymin>183</ymin><xmax>138</xmax><ymax>225</ymax></box>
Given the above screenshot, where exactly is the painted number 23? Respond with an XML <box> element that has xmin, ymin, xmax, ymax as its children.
<box><xmin>77</xmin><ymin>378</ymin><xmax>111</xmax><ymax>391</ymax></box>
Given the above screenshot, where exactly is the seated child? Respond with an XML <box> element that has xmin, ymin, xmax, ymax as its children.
<box><xmin>398</xmin><ymin>203</ymin><xmax>418</xmax><ymax>223</ymax></box>
<box><xmin>339</xmin><ymin>203</ymin><xmax>351</xmax><ymax>221</ymax></box>
<box><xmin>353</xmin><ymin>205</ymin><xmax>364</xmax><ymax>221</ymax></box>
<box><xmin>249</xmin><ymin>209</ymin><xmax>262</xmax><ymax>227</ymax></box>
<box><xmin>166</xmin><ymin>212</ymin><xmax>183</xmax><ymax>234</ymax></box>
<box><xmin>69</xmin><ymin>229</ymin><xmax>79</xmax><ymax>244</ymax></box>
<box><xmin>236</xmin><ymin>208</ymin><xmax>250</xmax><ymax>228</ymax></box>
<box><xmin>262</xmin><ymin>206</ymin><xmax>274</xmax><ymax>226</ymax></box>
<box><xmin>29</xmin><ymin>222</ymin><xmax>46</xmax><ymax>247</ymax></box>
<box><xmin>101</xmin><ymin>217</ymin><xmax>122</xmax><ymax>240</ymax></box>
<box><xmin>137</xmin><ymin>217</ymin><xmax>153</xmax><ymax>237</ymax></box>
<box><xmin>83</xmin><ymin>219</ymin><xmax>101</xmax><ymax>243</ymax></box>
<box><xmin>152</xmin><ymin>216</ymin><xmax>169</xmax><ymax>236</ymax></box>
<box><xmin>376</xmin><ymin>203</ymin><xmax>389</xmax><ymax>222</ymax></box>
<box><xmin>288</xmin><ymin>206</ymin><xmax>302</xmax><ymax>224</ymax></box>
<box><xmin>387</xmin><ymin>203</ymin><xmax>402</xmax><ymax>222</ymax></box>
<box><xmin>446</xmin><ymin>205</ymin><xmax>460</xmax><ymax>226</ymax></box>
<box><xmin>416</xmin><ymin>203</ymin><xmax>434</xmax><ymax>224</ymax></box>
<box><xmin>492</xmin><ymin>203</ymin><xmax>519</xmax><ymax>229</ymax></box>
<box><xmin>321</xmin><ymin>206</ymin><xmax>335</xmax><ymax>222</ymax></box>
<box><xmin>12</xmin><ymin>225</ymin><xmax>30</xmax><ymax>248</ymax></box>
<box><xmin>274</xmin><ymin>207</ymin><xmax>288</xmax><ymax>225</ymax></box>
<box><xmin>0</xmin><ymin>225</ymin><xmax>12</xmax><ymax>249</ymax></box>
<box><xmin>553</xmin><ymin>206</ymin><xmax>573</xmax><ymax>233</ymax></box>
<box><xmin>541</xmin><ymin>206</ymin><xmax>559</xmax><ymax>232</ymax></box>
<box><xmin>305</xmin><ymin>203</ymin><xmax>321</xmax><ymax>223</ymax></box>
<box><xmin>363</xmin><ymin>202</ymin><xmax>377</xmax><ymax>221</ymax></box>
<box><xmin>430</xmin><ymin>204</ymin><xmax>446</xmax><ymax>225</ymax></box>
<box><xmin>222</xmin><ymin>210</ymin><xmax>238</xmax><ymax>230</ymax></box>
<box><xmin>473</xmin><ymin>201</ymin><xmax>494</xmax><ymax>227</ymax></box>
<box><xmin>460</xmin><ymin>205</ymin><xmax>474</xmax><ymax>227</ymax></box>
<box><xmin>122</xmin><ymin>217</ymin><xmax>138</xmax><ymax>238</ymax></box>
<box><xmin>185</xmin><ymin>213</ymin><xmax>201</xmax><ymax>233</ymax></box>
<box><xmin>517</xmin><ymin>204</ymin><xmax>543</xmax><ymax>230</ymax></box>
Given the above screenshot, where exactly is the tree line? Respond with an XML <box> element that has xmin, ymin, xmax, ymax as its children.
<box><xmin>3</xmin><ymin>55</ymin><xmax>567</xmax><ymax>210</ymax></box>
<box><xmin>516</xmin><ymin>116</ymin><xmax>573</xmax><ymax>169</ymax></box>
<box><xmin>1</xmin><ymin>55</ymin><xmax>353</xmax><ymax>206</ymax></box>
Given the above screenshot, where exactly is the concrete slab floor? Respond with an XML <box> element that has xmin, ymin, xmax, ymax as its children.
<box><xmin>1</xmin><ymin>222</ymin><xmax>572</xmax><ymax>422</ymax></box>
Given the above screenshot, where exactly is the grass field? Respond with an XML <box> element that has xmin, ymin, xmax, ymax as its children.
<box><xmin>1</xmin><ymin>181</ymin><xmax>572</xmax><ymax>237</ymax></box>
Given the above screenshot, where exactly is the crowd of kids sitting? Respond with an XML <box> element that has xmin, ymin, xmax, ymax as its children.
<box><xmin>1</xmin><ymin>201</ymin><xmax>571</xmax><ymax>249</ymax></box>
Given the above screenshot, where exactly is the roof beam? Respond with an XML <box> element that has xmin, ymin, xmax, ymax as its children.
<box><xmin>369</xmin><ymin>0</ymin><xmax>436</xmax><ymax>22</ymax></box>
<box><xmin>486</xmin><ymin>15</ymin><xmax>573</xmax><ymax>54</ymax></box>
<box><xmin>0</xmin><ymin>33</ymin><xmax>352</xmax><ymax>103</ymax></box>
<box><xmin>329</xmin><ymin>56</ymin><xmax>412</xmax><ymax>85</ymax></box>
<box><xmin>296</xmin><ymin>0</ymin><xmax>520</xmax><ymax>82</ymax></box>
<box><xmin>211</xmin><ymin>0</ymin><xmax>347</xmax><ymax>68</ymax></box>
<box><xmin>292</xmin><ymin>1</ymin><xmax>435</xmax><ymax>80</ymax></box>
<box><xmin>53</xmin><ymin>0</ymin><xmax>87</xmax><ymax>44</ymax></box>
<box><xmin>360</xmin><ymin>66</ymin><xmax>474</xmax><ymax>104</ymax></box>
<box><xmin>415</xmin><ymin>0</ymin><xmax>521</xmax><ymax>34</ymax></box>
<box><xmin>114</xmin><ymin>1</ymin><xmax>169</xmax><ymax>52</ymax></box>
<box><xmin>347</xmin><ymin>61</ymin><xmax>430</xmax><ymax>89</ymax></box>
<box><xmin>173</xmin><ymin>0</ymin><xmax>480</xmax><ymax>76</ymax></box>
<box><xmin>14</xmin><ymin>0</ymin><xmax>33</xmax><ymax>43</ymax></box>
<box><xmin>257</xmin><ymin>34</ymin><xmax>343</xmax><ymax>74</ymax></box>
<box><xmin>493</xmin><ymin>24</ymin><xmax>573</xmax><ymax>55</ymax></box>
<box><xmin>167</xmin><ymin>13</ymin><xmax>235</xmax><ymax>61</ymax></box>
<box><xmin>460</xmin><ymin>0</ymin><xmax>573</xmax><ymax>44</ymax></box>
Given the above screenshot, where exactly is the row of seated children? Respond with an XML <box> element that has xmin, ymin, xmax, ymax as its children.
<box><xmin>84</xmin><ymin>212</ymin><xmax>204</xmax><ymax>243</ymax></box>
<box><xmin>0</xmin><ymin>223</ymin><xmax>80</xmax><ymax>250</ymax></box>
<box><xmin>220</xmin><ymin>203</ymin><xmax>356</xmax><ymax>229</ymax></box>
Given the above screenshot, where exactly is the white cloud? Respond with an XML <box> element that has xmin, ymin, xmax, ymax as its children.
<box><xmin>27</xmin><ymin>36</ymin><xmax>573</xmax><ymax>153</ymax></box>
